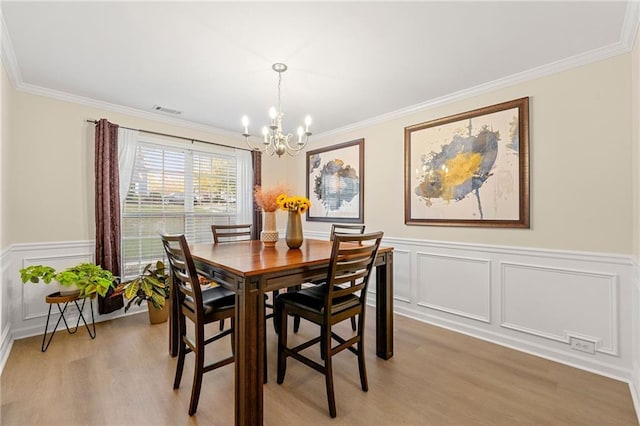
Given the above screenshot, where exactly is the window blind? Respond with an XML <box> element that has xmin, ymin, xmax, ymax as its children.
<box><xmin>122</xmin><ymin>142</ymin><xmax>243</xmax><ymax>279</ymax></box>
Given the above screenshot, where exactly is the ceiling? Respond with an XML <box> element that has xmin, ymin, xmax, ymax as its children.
<box><xmin>1</xmin><ymin>1</ymin><xmax>637</xmax><ymax>137</ymax></box>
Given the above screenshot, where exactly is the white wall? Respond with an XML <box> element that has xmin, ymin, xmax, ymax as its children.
<box><xmin>296</xmin><ymin>55</ymin><xmax>633</xmax><ymax>255</ymax></box>
<box><xmin>289</xmin><ymin>55</ymin><xmax>637</xmax><ymax>386</ymax></box>
<box><xmin>0</xmin><ymin>51</ymin><xmax>12</xmax><ymax>371</ymax></box>
<box><xmin>6</xmin><ymin>90</ymin><xmax>245</xmax><ymax>245</ymax></box>
<box><xmin>631</xmin><ymin>16</ymin><xmax>640</xmax><ymax>414</ymax></box>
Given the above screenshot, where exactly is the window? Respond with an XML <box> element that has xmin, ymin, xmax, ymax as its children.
<box><xmin>121</xmin><ymin>139</ymin><xmax>252</xmax><ymax>279</ymax></box>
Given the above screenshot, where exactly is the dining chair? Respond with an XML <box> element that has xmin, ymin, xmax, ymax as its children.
<box><xmin>211</xmin><ymin>223</ymin><xmax>274</xmax><ymax>382</ymax></box>
<box><xmin>161</xmin><ymin>234</ymin><xmax>236</xmax><ymax>416</ymax></box>
<box><xmin>329</xmin><ymin>223</ymin><xmax>366</xmax><ymax>240</ymax></box>
<box><xmin>275</xmin><ymin>231</ymin><xmax>384</xmax><ymax>418</ymax></box>
<box><xmin>211</xmin><ymin>223</ymin><xmax>253</xmax><ymax>243</ymax></box>
<box><xmin>292</xmin><ymin>223</ymin><xmax>366</xmax><ymax>333</ymax></box>
<box><xmin>211</xmin><ymin>224</ymin><xmax>253</xmax><ymax>332</ymax></box>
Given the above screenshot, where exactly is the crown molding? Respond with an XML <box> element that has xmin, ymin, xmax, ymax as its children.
<box><xmin>17</xmin><ymin>82</ymin><xmax>241</xmax><ymax>139</ymax></box>
<box><xmin>0</xmin><ymin>10</ymin><xmax>240</xmax><ymax>140</ymax></box>
<box><xmin>315</xmin><ymin>37</ymin><xmax>635</xmax><ymax>139</ymax></box>
<box><xmin>621</xmin><ymin>0</ymin><xmax>640</xmax><ymax>50</ymax></box>
<box><xmin>0</xmin><ymin>8</ymin><xmax>21</xmax><ymax>88</ymax></box>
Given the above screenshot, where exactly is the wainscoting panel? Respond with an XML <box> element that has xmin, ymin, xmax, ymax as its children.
<box><xmin>8</xmin><ymin>241</ymin><xmax>126</xmax><ymax>340</ymax></box>
<box><xmin>500</xmin><ymin>262</ymin><xmax>618</xmax><ymax>355</ymax></box>
<box><xmin>416</xmin><ymin>252</ymin><xmax>491</xmax><ymax>323</ymax></box>
<box><xmin>21</xmin><ymin>253</ymin><xmax>94</xmax><ymax>320</ymax></box>
<box><xmin>0</xmin><ymin>247</ymin><xmax>13</xmax><ymax>374</ymax></box>
<box><xmin>3</xmin><ymin>235</ymin><xmax>636</xmax><ymax>386</ymax></box>
<box><xmin>391</xmin><ymin>249</ymin><xmax>411</xmax><ymax>304</ymax></box>
<box><xmin>383</xmin><ymin>237</ymin><xmax>633</xmax><ymax>381</ymax></box>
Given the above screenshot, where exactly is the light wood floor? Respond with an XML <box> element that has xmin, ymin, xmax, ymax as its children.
<box><xmin>1</xmin><ymin>309</ymin><xmax>637</xmax><ymax>426</ymax></box>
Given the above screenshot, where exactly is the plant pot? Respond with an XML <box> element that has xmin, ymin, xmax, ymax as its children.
<box><xmin>55</xmin><ymin>281</ymin><xmax>80</xmax><ymax>297</ymax></box>
<box><xmin>147</xmin><ymin>299</ymin><xmax>170</xmax><ymax>324</ymax></box>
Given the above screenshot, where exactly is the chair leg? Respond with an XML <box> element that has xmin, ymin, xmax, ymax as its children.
<box><xmin>173</xmin><ymin>315</ymin><xmax>187</xmax><ymax>389</ymax></box>
<box><xmin>293</xmin><ymin>315</ymin><xmax>301</xmax><ymax>333</ymax></box>
<box><xmin>323</xmin><ymin>326</ymin><xmax>337</xmax><ymax>418</ymax></box>
<box><xmin>276</xmin><ymin>307</ymin><xmax>289</xmax><ymax>384</ymax></box>
<box><xmin>188</xmin><ymin>327</ymin><xmax>205</xmax><ymax>416</ymax></box>
<box><xmin>350</xmin><ymin>316</ymin><xmax>356</xmax><ymax>331</ymax></box>
<box><xmin>357</xmin><ymin>336</ymin><xmax>368</xmax><ymax>392</ymax></box>
<box><xmin>219</xmin><ymin>319</ymin><xmax>225</xmax><ymax>331</ymax></box>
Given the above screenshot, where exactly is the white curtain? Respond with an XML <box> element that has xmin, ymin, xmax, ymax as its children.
<box><xmin>118</xmin><ymin>128</ymin><xmax>139</xmax><ymax>206</ymax></box>
<box><xmin>235</xmin><ymin>148</ymin><xmax>253</xmax><ymax>225</ymax></box>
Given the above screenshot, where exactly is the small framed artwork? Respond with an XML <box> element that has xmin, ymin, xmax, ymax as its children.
<box><xmin>306</xmin><ymin>138</ymin><xmax>364</xmax><ymax>223</ymax></box>
<box><xmin>405</xmin><ymin>97</ymin><xmax>529</xmax><ymax>228</ymax></box>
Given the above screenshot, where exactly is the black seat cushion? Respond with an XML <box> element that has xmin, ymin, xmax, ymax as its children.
<box><xmin>276</xmin><ymin>284</ymin><xmax>359</xmax><ymax>316</ymax></box>
<box><xmin>183</xmin><ymin>286</ymin><xmax>235</xmax><ymax>315</ymax></box>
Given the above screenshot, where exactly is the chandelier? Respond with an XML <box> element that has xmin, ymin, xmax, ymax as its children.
<box><xmin>242</xmin><ymin>63</ymin><xmax>312</xmax><ymax>157</ymax></box>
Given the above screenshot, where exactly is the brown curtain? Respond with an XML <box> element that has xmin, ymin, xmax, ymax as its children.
<box><xmin>95</xmin><ymin>119</ymin><xmax>124</xmax><ymax>314</ymax></box>
<box><xmin>251</xmin><ymin>150</ymin><xmax>262</xmax><ymax>240</ymax></box>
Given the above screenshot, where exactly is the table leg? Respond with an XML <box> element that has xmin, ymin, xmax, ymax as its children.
<box><xmin>234</xmin><ymin>278</ymin><xmax>263</xmax><ymax>426</ymax></box>
<box><xmin>376</xmin><ymin>251</ymin><xmax>394</xmax><ymax>360</ymax></box>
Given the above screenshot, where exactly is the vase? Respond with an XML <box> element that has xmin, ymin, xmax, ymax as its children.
<box><xmin>261</xmin><ymin>211</ymin><xmax>279</xmax><ymax>248</ymax></box>
<box><xmin>285</xmin><ymin>210</ymin><xmax>303</xmax><ymax>249</ymax></box>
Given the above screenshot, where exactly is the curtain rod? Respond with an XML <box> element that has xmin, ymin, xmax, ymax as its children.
<box><xmin>86</xmin><ymin>119</ymin><xmax>251</xmax><ymax>152</ymax></box>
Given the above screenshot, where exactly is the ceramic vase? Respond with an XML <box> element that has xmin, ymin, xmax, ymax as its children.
<box><xmin>285</xmin><ymin>210</ymin><xmax>303</xmax><ymax>249</ymax></box>
<box><xmin>261</xmin><ymin>211</ymin><xmax>279</xmax><ymax>247</ymax></box>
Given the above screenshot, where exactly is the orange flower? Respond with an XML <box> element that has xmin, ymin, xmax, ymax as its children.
<box><xmin>254</xmin><ymin>184</ymin><xmax>287</xmax><ymax>212</ymax></box>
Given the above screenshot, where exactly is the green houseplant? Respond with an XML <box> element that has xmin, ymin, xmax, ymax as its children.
<box><xmin>115</xmin><ymin>261</ymin><xmax>171</xmax><ymax>323</ymax></box>
<box><xmin>20</xmin><ymin>263</ymin><xmax>116</xmax><ymax>297</ymax></box>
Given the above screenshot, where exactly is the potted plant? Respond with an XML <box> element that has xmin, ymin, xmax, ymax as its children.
<box><xmin>115</xmin><ymin>260</ymin><xmax>171</xmax><ymax>324</ymax></box>
<box><xmin>20</xmin><ymin>263</ymin><xmax>116</xmax><ymax>297</ymax></box>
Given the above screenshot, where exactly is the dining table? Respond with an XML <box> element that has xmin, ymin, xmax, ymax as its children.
<box><xmin>169</xmin><ymin>238</ymin><xmax>394</xmax><ymax>425</ymax></box>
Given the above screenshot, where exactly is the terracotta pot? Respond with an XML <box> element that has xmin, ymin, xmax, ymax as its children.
<box><xmin>147</xmin><ymin>299</ymin><xmax>169</xmax><ymax>324</ymax></box>
<box><xmin>285</xmin><ymin>210</ymin><xmax>303</xmax><ymax>249</ymax></box>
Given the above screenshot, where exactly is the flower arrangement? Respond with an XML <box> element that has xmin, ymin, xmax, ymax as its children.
<box><xmin>254</xmin><ymin>184</ymin><xmax>287</xmax><ymax>212</ymax></box>
<box><xmin>277</xmin><ymin>194</ymin><xmax>311</xmax><ymax>214</ymax></box>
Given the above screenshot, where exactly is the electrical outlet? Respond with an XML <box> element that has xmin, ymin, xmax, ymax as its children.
<box><xmin>569</xmin><ymin>337</ymin><xmax>596</xmax><ymax>354</ymax></box>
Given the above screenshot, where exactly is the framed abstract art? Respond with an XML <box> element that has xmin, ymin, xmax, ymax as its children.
<box><xmin>306</xmin><ymin>138</ymin><xmax>364</xmax><ymax>223</ymax></box>
<box><xmin>404</xmin><ymin>97</ymin><xmax>529</xmax><ymax>227</ymax></box>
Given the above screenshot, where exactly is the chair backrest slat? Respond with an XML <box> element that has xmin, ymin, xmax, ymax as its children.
<box><xmin>161</xmin><ymin>234</ymin><xmax>204</xmax><ymax>318</ymax></box>
<box><xmin>329</xmin><ymin>224</ymin><xmax>366</xmax><ymax>241</ymax></box>
<box><xmin>212</xmin><ymin>224</ymin><xmax>252</xmax><ymax>244</ymax></box>
<box><xmin>325</xmin><ymin>231</ymin><xmax>383</xmax><ymax>312</ymax></box>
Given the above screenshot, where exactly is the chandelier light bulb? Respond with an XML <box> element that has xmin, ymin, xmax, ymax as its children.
<box><xmin>242</xmin><ymin>116</ymin><xmax>249</xmax><ymax>134</ymax></box>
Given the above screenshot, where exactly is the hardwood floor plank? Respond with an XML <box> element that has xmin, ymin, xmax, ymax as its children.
<box><xmin>1</xmin><ymin>310</ymin><xmax>637</xmax><ymax>425</ymax></box>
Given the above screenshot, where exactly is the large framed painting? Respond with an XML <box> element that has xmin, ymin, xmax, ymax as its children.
<box><xmin>404</xmin><ymin>97</ymin><xmax>529</xmax><ymax>227</ymax></box>
<box><xmin>306</xmin><ymin>138</ymin><xmax>364</xmax><ymax>223</ymax></box>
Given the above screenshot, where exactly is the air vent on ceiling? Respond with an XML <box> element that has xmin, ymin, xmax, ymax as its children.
<box><xmin>153</xmin><ymin>105</ymin><xmax>182</xmax><ymax>115</ymax></box>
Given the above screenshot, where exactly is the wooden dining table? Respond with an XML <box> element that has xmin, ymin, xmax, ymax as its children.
<box><xmin>169</xmin><ymin>238</ymin><xmax>394</xmax><ymax>425</ymax></box>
